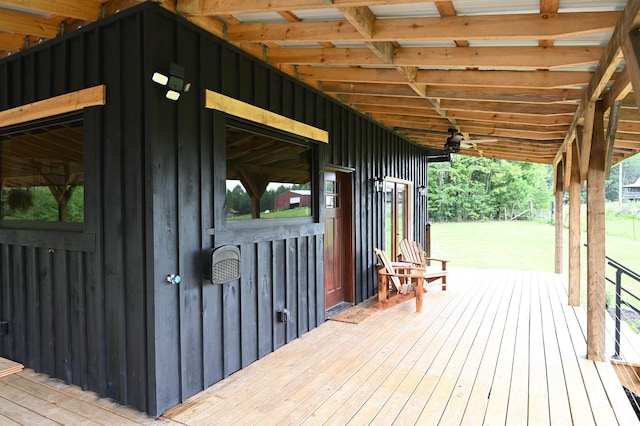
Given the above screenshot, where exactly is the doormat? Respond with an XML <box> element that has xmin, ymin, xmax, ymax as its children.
<box><xmin>0</xmin><ymin>357</ymin><xmax>23</xmax><ymax>378</ymax></box>
<box><xmin>328</xmin><ymin>306</ymin><xmax>374</xmax><ymax>324</ymax></box>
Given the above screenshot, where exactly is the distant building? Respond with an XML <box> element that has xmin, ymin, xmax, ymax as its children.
<box><xmin>623</xmin><ymin>177</ymin><xmax>640</xmax><ymax>201</ymax></box>
<box><xmin>275</xmin><ymin>189</ymin><xmax>312</xmax><ymax>210</ymax></box>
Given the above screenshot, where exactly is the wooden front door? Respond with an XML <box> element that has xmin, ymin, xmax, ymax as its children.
<box><xmin>324</xmin><ymin>170</ymin><xmax>353</xmax><ymax>310</ymax></box>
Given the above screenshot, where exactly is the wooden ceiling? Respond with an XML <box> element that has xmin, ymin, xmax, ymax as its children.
<box><xmin>2</xmin><ymin>0</ymin><xmax>640</xmax><ymax>167</ymax></box>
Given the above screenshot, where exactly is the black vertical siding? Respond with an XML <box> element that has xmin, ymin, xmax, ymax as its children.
<box><xmin>0</xmin><ymin>6</ymin><xmax>151</xmax><ymax>415</ymax></box>
<box><xmin>0</xmin><ymin>2</ymin><xmax>431</xmax><ymax>417</ymax></box>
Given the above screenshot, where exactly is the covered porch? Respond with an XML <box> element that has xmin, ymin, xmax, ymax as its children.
<box><xmin>2</xmin><ymin>269</ymin><xmax>636</xmax><ymax>424</ymax></box>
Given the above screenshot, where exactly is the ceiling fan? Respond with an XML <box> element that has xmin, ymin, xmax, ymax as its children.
<box><xmin>444</xmin><ymin>128</ymin><xmax>498</xmax><ymax>153</ymax></box>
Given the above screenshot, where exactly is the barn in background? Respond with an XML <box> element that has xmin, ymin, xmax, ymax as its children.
<box><xmin>274</xmin><ymin>189</ymin><xmax>312</xmax><ymax>210</ymax></box>
<box><xmin>0</xmin><ymin>3</ymin><xmax>447</xmax><ymax>416</ymax></box>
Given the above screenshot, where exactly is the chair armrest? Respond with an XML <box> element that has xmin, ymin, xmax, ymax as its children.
<box><xmin>424</xmin><ymin>257</ymin><xmax>449</xmax><ymax>265</ymax></box>
<box><xmin>377</xmin><ymin>269</ymin><xmax>425</xmax><ymax>279</ymax></box>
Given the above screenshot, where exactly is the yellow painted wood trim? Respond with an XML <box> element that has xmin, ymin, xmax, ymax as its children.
<box><xmin>205</xmin><ymin>89</ymin><xmax>328</xmax><ymax>143</ymax></box>
<box><xmin>0</xmin><ymin>85</ymin><xmax>106</xmax><ymax>129</ymax></box>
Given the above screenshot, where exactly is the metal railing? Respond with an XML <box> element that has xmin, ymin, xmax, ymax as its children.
<box><xmin>606</xmin><ymin>255</ymin><xmax>640</xmax><ymax>359</ymax></box>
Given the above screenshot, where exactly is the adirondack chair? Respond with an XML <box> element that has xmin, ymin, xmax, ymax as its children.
<box><xmin>400</xmin><ymin>239</ymin><xmax>448</xmax><ymax>290</ymax></box>
<box><xmin>373</xmin><ymin>248</ymin><xmax>424</xmax><ymax>313</ymax></box>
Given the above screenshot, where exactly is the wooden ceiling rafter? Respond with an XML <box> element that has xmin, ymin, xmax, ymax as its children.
<box><xmin>3</xmin><ymin>0</ymin><xmax>640</xmax><ymax>164</ymax></box>
<box><xmin>226</xmin><ymin>11</ymin><xmax>620</xmax><ymax>44</ymax></box>
<box><xmin>554</xmin><ymin>0</ymin><xmax>640</xmax><ymax>167</ymax></box>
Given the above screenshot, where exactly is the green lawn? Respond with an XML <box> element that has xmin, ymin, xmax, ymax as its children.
<box><xmin>428</xmin><ymin>217</ymin><xmax>640</xmax><ymax>306</ymax></box>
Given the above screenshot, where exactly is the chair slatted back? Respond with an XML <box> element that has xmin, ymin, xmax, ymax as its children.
<box><xmin>374</xmin><ymin>248</ymin><xmax>403</xmax><ymax>293</ymax></box>
<box><xmin>400</xmin><ymin>239</ymin><xmax>425</xmax><ymax>266</ymax></box>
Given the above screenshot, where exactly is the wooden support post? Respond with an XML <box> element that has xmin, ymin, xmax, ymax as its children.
<box><xmin>587</xmin><ymin>101</ymin><xmax>607</xmax><ymax>362</ymax></box>
<box><xmin>554</xmin><ymin>164</ymin><xmax>564</xmax><ymax>274</ymax></box>
<box><xmin>568</xmin><ymin>141</ymin><xmax>582</xmax><ymax>306</ymax></box>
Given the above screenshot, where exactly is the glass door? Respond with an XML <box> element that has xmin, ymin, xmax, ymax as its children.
<box><xmin>384</xmin><ymin>180</ymin><xmax>409</xmax><ymax>260</ymax></box>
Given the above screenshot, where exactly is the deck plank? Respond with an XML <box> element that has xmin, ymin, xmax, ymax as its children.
<box><xmin>547</xmin><ymin>272</ymin><xmax>598</xmax><ymax>425</ymax></box>
<box><xmin>370</xmin><ymin>270</ymin><xmax>489</xmax><ymax>425</ymax></box>
<box><xmin>0</xmin><ymin>379</ymin><xmax>101</xmax><ymax>425</ymax></box>
<box><xmin>538</xmin><ymin>273</ymin><xmax>573</xmax><ymax>425</ymax></box>
<box><xmin>349</xmin><ymin>292</ymin><xmax>482</xmax><ymax>423</ymax></box>
<box><xmin>439</xmin><ymin>270</ymin><xmax>513</xmax><ymax>425</ymax></box>
<box><xmin>282</xmin><ymin>286</ymin><xmax>465</xmax><ymax>425</ymax></box>
<box><xmin>413</xmin><ymin>269</ymin><xmax>506</xmax><ymax>424</ymax></box>
<box><xmin>481</xmin><ymin>270</ymin><xmax>524</xmax><ymax>424</ymax></box>
<box><xmin>0</xmin><ymin>269</ymin><xmax>636</xmax><ymax>426</ymax></box>
<box><xmin>392</xmin><ymin>270</ymin><xmax>499</xmax><ymax>424</ymax></box>
<box><xmin>528</xmin><ymin>272</ymin><xmax>551</xmax><ymax>424</ymax></box>
<box><xmin>572</xmin><ymin>303</ymin><xmax>640</xmax><ymax>425</ymax></box>
<box><xmin>506</xmin><ymin>271</ymin><xmax>532</xmax><ymax>424</ymax></box>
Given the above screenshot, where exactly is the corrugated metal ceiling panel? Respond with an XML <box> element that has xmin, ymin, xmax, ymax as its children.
<box><xmin>452</xmin><ymin>0</ymin><xmax>540</xmax><ymax>16</ymax></box>
<box><xmin>369</xmin><ymin>2</ymin><xmax>440</xmax><ymax>18</ymax></box>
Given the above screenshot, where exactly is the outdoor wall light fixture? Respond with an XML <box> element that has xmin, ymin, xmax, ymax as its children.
<box><xmin>418</xmin><ymin>185</ymin><xmax>427</xmax><ymax>197</ymax></box>
<box><xmin>152</xmin><ymin>63</ymin><xmax>191</xmax><ymax>101</ymax></box>
<box><xmin>374</xmin><ymin>177</ymin><xmax>384</xmax><ymax>193</ymax></box>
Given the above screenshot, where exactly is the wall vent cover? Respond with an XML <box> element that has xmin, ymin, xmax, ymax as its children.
<box><xmin>210</xmin><ymin>245</ymin><xmax>241</xmax><ymax>284</ymax></box>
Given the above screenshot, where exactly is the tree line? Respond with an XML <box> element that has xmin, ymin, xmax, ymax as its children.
<box><xmin>226</xmin><ymin>182</ymin><xmax>310</xmax><ymax>216</ymax></box>
<box><xmin>427</xmin><ymin>154</ymin><xmax>640</xmax><ymax>223</ymax></box>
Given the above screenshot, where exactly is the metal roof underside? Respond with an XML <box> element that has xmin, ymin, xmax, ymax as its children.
<box><xmin>1</xmin><ymin>0</ymin><xmax>639</xmax><ymax>166</ymax></box>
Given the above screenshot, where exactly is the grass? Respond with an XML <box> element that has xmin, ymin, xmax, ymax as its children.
<box><xmin>428</xmin><ymin>214</ymin><xmax>640</xmax><ymax>307</ymax></box>
<box><xmin>229</xmin><ymin>207</ymin><xmax>311</xmax><ymax>220</ymax></box>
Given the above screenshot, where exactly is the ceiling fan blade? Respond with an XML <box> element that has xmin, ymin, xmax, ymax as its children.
<box><xmin>467</xmin><ymin>138</ymin><xmax>498</xmax><ymax>144</ymax></box>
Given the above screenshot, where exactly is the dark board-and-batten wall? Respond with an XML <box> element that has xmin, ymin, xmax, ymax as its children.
<box><xmin>0</xmin><ymin>3</ymin><xmax>430</xmax><ymax>416</ymax></box>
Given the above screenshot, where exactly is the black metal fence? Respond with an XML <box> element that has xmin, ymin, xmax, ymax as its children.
<box><xmin>606</xmin><ymin>255</ymin><xmax>640</xmax><ymax>359</ymax></box>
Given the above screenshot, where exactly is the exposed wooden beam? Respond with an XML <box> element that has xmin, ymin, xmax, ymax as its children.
<box><xmin>622</xmin><ymin>28</ymin><xmax>640</xmax><ymax>113</ymax></box>
<box><xmin>225</xmin><ymin>12</ymin><xmax>619</xmax><ymax>43</ymax></box>
<box><xmin>389</xmin><ymin>121</ymin><xmax>566</xmax><ymax>140</ymax></box>
<box><xmin>580</xmin><ymin>100</ymin><xmax>596</xmax><ymax>180</ymax></box>
<box><xmin>322</xmin><ymin>82</ymin><xmax>583</xmax><ymax>104</ymax></box>
<box><xmin>605</xmin><ymin>101</ymin><xmax>622</xmax><ymax>179</ymax></box>
<box><xmin>603</xmin><ymin>68</ymin><xmax>632</xmax><ymax>110</ymax></box>
<box><xmin>0</xmin><ymin>85</ymin><xmax>106</xmax><ymax>129</ymax></box>
<box><xmin>297</xmin><ymin>66</ymin><xmax>593</xmax><ymax>89</ymax></box>
<box><xmin>0</xmin><ymin>0</ymin><xmax>102</xmax><ymax>21</ymax></box>
<box><xmin>586</xmin><ymin>100</ymin><xmax>606</xmax><ymax>362</ymax></box>
<box><xmin>266</xmin><ymin>46</ymin><xmax>604</xmax><ymax>69</ymax></box>
<box><xmin>339</xmin><ymin>6</ymin><xmax>375</xmax><ymax>38</ymax></box>
<box><xmin>0</xmin><ymin>8</ymin><xmax>60</xmax><ymax>38</ymax></box>
<box><xmin>554</xmin><ymin>0</ymin><xmax>640</xmax><ymax>166</ymax></box>
<box><xmin>554</xmin><ymin>161</ymin><xmax>563</xmax><ymax>273</ymax></box>
<box><xmin>341</xmin><ymin>94</ymin><xmax>578</xmax><ymax>115</ymax></box>
<box><xmin>184</xmin><ymin>15</ymin><xmax>225</xmax><ymax>38</ymax></box>
<box><xmin>178</xmin><ymin>0</ymin><xmax>433</xmax><ymax>15</ymax></box>
<box><xmin>539</xmin><ymin>0</ymin><xmax>559</xmax><ymax>48</ymax></box>
<box><xmin>0</xmin><ymin>32</ymin><xmax>26</xmax><ymax>52</ymax></box>
<box><xmin>205</xmin><ymin>89</ymin><xmax>329</xmax><ymax>143</ymax></box>
<box><xmin>380</xmin><ymin>114</ymin><xmax>568</xmax><ymax>135</ymax></box>
<box><xmin>357</xmin><ymin>105</ymin><xmax>573</xmax><ymax>126</ymax></box>
<box><xmin>434</xmin><ymin>0</ymin><xmax>468</xmax><ymax>47</ymax></box>
<box><xmin>339</xmin><ymin>6</ymin><xmax>396</xmax><ymax>63</ymax></box>
<box><xmin>568</xmin><ymin>140</ymin><xmax>581</xmax><ymax>306</ymax></box>
<box><xmin>619</xmin><ymin>106</ymin><xmax>640</xmax><ymax>121</ymax></box>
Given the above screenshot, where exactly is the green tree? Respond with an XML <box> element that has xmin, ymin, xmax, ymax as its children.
<box><xmin>606</xmin><ymin>153</ymin><xmax>640</xmax><ymax>202</ymax></box>
<box><xmin>428</xmin><ymin>157</ymin><xmax>553</xmax><ymax>222</ymax></box>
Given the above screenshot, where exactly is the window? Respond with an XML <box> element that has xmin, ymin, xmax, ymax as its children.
<box><xmin>0</xmin><ymin>115</ymin><xmax>84</xmax><ymax>223</ymax></box>
<box><xmin>225</xmin><ymin>121</ymin><xmax>313</xmax><ymax>220</ymax></box>
<box><xmin>384</xmin><ymin>180</ymin><xmax>411</xmax><ymax>260</ymax></box>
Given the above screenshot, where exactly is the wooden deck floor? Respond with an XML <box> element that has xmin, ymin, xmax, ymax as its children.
<box><xmin>1</xmin><ymin>269</ymin><xmax>638</xmax><ymax>425</ymax></box>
